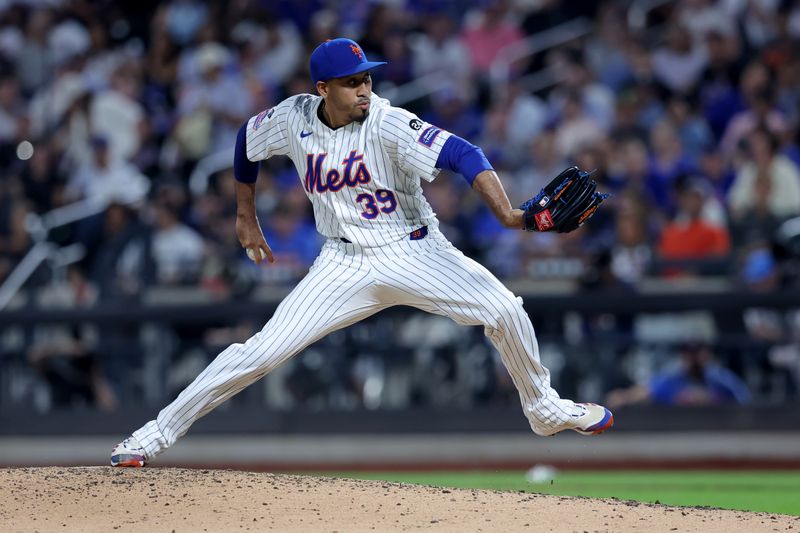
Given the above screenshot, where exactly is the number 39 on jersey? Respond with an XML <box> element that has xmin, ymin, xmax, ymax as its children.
<box><xmin>304</xmin><ymin>151</ymin><xmax>398</xmax><ymax>220</ymax></box>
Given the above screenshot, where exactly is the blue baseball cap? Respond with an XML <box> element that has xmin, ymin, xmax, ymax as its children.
<box><xmin>309</xmin><ymin>38</ymin><xmax>387</xmax><ymax>84</ymax></box>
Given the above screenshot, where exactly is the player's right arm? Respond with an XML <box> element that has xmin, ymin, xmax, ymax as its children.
<box><xmin>232</xmin><ymin>97</ymin><xmax>298</xmax><ymax>265</ymax></box>
<box><xmin>235</xmin><ymin>181</ymin><xmax>273</xmax><ymax>265</ymax></box>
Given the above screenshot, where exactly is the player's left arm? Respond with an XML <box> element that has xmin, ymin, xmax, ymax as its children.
<box><xmin>435</xmin><ymin>135</ymin><xmax>523</xmax><ymax>229</ymax></box>
<box><xmin>378</xmin><ymin>109</ymin><xmax>520</xmax><ymax>228</ymax></box>
<box><xmin>472</xmin><ymin>170</ymin><xmax>524</xmax><ymax>229</ymax></box>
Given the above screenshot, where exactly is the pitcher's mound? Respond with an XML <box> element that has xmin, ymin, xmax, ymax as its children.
<box><xmin>1</xmin><ymin>467</ymin><xmax>794</xmax><ymax>532</ymax></box>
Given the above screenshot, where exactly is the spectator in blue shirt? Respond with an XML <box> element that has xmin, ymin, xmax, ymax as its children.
<box><xmin>607</xmin><ymin>342</ymin><xmax>751</xmax><ymax>407</ymax></box>
<box><xmin>649</xmin><ymin>342</ymin><xmax>751</xmax><ymax>405</ymax></box>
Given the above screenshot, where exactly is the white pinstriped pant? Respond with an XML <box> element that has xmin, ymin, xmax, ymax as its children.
<box><xmin>133</xmin><ymin>229</ymin><xmax>578</xmax><ymax>459</ymax></box>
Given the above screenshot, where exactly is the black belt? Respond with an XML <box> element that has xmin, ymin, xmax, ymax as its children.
<box><xmin>339</xmin><ymin>225</ymin><xmax>428</xmax><ymax>244</ymax></box>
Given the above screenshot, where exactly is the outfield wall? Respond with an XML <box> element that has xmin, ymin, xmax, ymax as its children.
<box><xmin>2</xmin><ymin>432</ymin><xmax>800</xmax><ymax>470</ymax></box>
<box><xmin>3</xmin><ymin>405</ymin><xmax>799</xmax><ymax>469</ymax></box>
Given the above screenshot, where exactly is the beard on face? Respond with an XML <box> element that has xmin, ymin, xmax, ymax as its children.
<box><xmin>352</xmin><ymin>99</ymin><xmax>370</xmax><ymax>122</ymax></box>
<box><xmin>354</xmin><ymin>109</ymin><xmax>369</xmax><ymax>122</ymax></box>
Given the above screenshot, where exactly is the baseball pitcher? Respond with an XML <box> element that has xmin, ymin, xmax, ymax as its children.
<box><xmin>112</xmin><ymin>38</ymin><xmax>612</xmax><ymax>467</ymax></box>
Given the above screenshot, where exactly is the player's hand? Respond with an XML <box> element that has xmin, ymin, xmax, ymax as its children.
<box><xmin>236</xmin><ymin>214</ymin><xmax>274</xmax><ymax>265</ymax></box>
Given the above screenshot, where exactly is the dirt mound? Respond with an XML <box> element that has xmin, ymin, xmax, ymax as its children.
<box><xmin>1</xmin><ymin>467</ymin><xmax>795</xmax><ymax>532</ymax></box>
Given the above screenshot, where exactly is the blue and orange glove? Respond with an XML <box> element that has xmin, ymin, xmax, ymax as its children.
<box><xmin>520</xmin><ymin>166</ymin><xmax>609</xmax><ymax>233</ymax></box>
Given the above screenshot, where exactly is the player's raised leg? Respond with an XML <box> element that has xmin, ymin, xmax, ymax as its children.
<box><xmin>112</xmin><ymin>242</ymin><xmax>385</xmax><ymax>466</ymax></box>
<box><xmin>374</xmin><ymin>239</ymin><xmax>613</xmax><ymax>437</ymax></box>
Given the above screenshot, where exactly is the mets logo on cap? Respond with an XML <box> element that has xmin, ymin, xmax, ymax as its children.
<box><xmin>350</xmin><ymin>44</ymin><xmax>364</xmax><ymax>59</ymax></box>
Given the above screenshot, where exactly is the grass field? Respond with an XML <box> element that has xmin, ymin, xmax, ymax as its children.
<box><xmin>326</xmin><ymin>470</ymin><xmax>800</xmax><ymax>516</ymax></box>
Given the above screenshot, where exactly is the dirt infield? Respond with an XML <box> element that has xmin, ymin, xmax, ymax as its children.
<box><xmin>1</xmin><ymin>467</ymin><xmax>796</xmax><ymax>532</ymax></box>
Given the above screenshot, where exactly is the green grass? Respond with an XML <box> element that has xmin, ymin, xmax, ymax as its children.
<box><xmin>322</xmin><ymin>470</ymin><xmax>800</xmax><ymax>516</ymax></box>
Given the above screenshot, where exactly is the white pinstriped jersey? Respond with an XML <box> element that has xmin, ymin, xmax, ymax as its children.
<box><xmin>245</xmin><ymin>93</ymin><xmax>452</xmax><ymax>246</ymax></box>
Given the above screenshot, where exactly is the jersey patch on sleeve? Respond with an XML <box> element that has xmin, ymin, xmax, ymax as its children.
<box><xmin>253</xmin><ymin>108</ymin><xmax>273</xmax><ymax>131</ymax></box>
<box><xmin>418</xmin><ymin>126</ymin><xmax>441</xmax><ymax>147</ymax></box>
<box><xmin>409</xmin><ymin>118</ymin><xmax>423</xmax><ymax>131</ymax></box>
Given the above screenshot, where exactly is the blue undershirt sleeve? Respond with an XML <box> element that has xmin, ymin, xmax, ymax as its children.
<box><xmin>435</xmin><ymin>135</ymin><xmax>494</xmax><ymax>185</ymax></box>
<box><xmin>234</xmin><ymin>122</ymin><xmax>260</xmax><ymax>183</ymax></box>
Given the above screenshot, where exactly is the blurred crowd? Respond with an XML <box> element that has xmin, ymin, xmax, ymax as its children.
<box><xmin>1</xmin><ymin>0</ymin><xmax>800</xmax><ymax>291</ymax></box>
<box><xmin>1</xmin><ymin>0</ymin><xmax>800</xmax><ymax>411</ymax></box>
